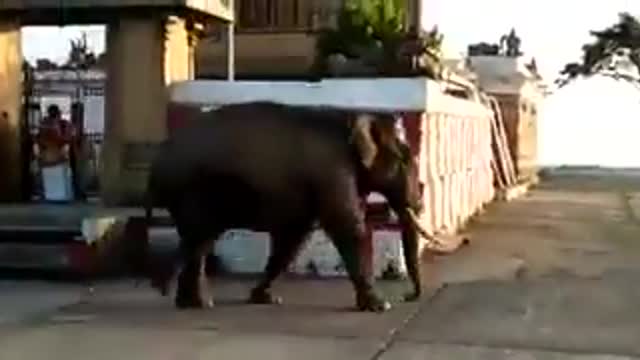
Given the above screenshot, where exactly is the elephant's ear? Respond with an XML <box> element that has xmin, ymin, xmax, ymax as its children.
<box><xmin>351</xmin><ymin>114</ymin><xmax>378</xmax><ymax>169</ymax></box>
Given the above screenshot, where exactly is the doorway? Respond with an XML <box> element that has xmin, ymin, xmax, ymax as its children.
<box><xmin>21</xmin><ymin>26</ymin><xmax>106</xmax><ymax>203</ymax></box>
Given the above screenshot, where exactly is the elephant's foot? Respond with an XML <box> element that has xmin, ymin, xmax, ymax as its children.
<box><xmin>175</xmin><ymin>295</ymin><xmax>211</xmax><ymax>309</ymax></box>
<box><xmin>403</xmin><ymin>289</ymin><xmax>421</xmax><ymax>303</ymax></box>
<box><xmin>356</xmin><ymin>290</ymin><xmax>391</xmax><ymax>313</ymax></box>
<box><xmin>175</xmin><ymin>287</ymin><xmax>214</xmax><ymax>309</ymax></box>
<box><xmin>248</xmin><ymin>288</ymin><xmax>283</xmax><ymax>305</ymax></box>
<box><xmin>175</xmin><ymin>273</ymin><xmax>213</xmax><ymax>309</ymax></box>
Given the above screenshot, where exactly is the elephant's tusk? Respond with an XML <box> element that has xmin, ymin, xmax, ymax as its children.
<box><xmin>405</xmin><ymin>208</ymin><xmax>445</xmax><ymax>247</ymax></box>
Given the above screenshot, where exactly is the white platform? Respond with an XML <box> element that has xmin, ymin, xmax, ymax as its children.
<box><xmin>41</xmin><ymin>164</ymin><xmax>74</xmax><ymax>202</ymax></box>
<box><xmin>169</xmin><ymin>78</ymin><xmax>433</xmax><ymax>113</ymax></box>
<box><xmin>169</xmin><ymin>77</ymin><xmax>489</xmax><ymax>119</ymax></box>
<box><xmin>147</xmin><ymin>227</ymin><xmax>407</xmax><ymax>278</ymax></box>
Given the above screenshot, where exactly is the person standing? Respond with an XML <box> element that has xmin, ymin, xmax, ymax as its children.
<box><xmin>36</xmin><ymin>104</ymin><xmax>76</xmax><ymax>201</ymax></box>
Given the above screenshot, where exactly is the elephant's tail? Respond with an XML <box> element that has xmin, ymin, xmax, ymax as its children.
<box><xmin>132</xmin><ymin>186</ymin><xmax>154</xmax><ymax>288</ymax></box>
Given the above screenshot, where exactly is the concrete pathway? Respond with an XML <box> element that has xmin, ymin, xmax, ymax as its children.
<box><xmin>2</xmin><ymin>170</ymin><xmax>640</xmax><ymax>359</ymax></box>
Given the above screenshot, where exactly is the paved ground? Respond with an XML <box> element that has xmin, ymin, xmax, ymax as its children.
<box><xmin>2</xmin><ymin>170</ymin><xmax>640</xmax><ymax>359</ymax></box>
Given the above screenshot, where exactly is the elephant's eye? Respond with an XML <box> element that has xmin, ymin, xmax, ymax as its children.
<box><xmin>396</xmin><ymin>142</ymin><xmax>411</xmax><ymax>163</ymax></box>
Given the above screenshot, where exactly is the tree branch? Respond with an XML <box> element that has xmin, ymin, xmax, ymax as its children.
<box><xmin>556</xmin><ymin>12</ymin><xmax>640</xmax><ymax>87</ymax></box>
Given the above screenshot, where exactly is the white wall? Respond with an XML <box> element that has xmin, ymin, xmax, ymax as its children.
<box><xmin>83</xmin><ymin>95</ymin><xmax>104</xmax><ymax>134</ymax></box>
<box><xmin>40</xmin><ymin>96</ymin><xmax>72</xmax><ymax>120</ymax></box>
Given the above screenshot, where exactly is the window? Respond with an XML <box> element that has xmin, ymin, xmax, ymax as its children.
<box><xmin>237</xmin><ymin>0</ymin><xmax>307</xmax><ymax>31</ymax></box>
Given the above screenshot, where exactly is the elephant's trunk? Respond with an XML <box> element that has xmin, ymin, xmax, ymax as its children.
<box><xmin>396</xmin><ymin>207</ymin><xmax>447</xmax><ymax>301</ymax></box>
<box><xmin>405</xmin><ymin>208</ymin><xmax>445</xmax><ymax>248</ymax></box>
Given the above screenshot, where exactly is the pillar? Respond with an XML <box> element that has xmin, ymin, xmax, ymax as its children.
<box><xmin>101</xmin><ymin>15</ymin><xmax>195</xmax><ymax>206</ymax></box>
<box><xmin>165</xmin><ymin>17</ymin><xmax>197</xmax><ymax>82</ymax></box>
<box><xmin>0</xmin><ymin>20</ymin><xmax>23</xmax><ymax>202</ymax></box>
<box><xmin>408</xmin><ymin>0</ymin><xmax>421</xmax><ymax>30</ymax></box>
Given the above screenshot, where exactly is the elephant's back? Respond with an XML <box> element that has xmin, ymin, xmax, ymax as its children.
<box><xmin>151</xmin><ymin>102</ymin><xmax>356</xmax><ymax>202</ymax></box>
<box><xmin>172</xmin><ymin>102</ymin><xmax>354</xmax><ymax>172</ymax></box>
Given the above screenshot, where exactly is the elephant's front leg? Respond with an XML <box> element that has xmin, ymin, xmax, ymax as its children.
<box><xmin>400</xmin><ymin>226</ymin><xmax>422</xmax><ymax>302</ymax></box>
<box><xmin>321</xmin><ymin>208</ymin><xmax>391</xmax><ymax>313</ymax></box>
<box><xmin>175</xmin><ymin>250</ymin><xmax>212</xmax><ymax>309</ymax></box>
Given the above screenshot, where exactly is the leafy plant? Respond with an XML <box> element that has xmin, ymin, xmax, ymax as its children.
<box><xmin>418</xmin><ymin>26</ymin><xmax>445</xmax><ymax>63</ymax></box>
<box><xmin>313</xmin><ymin>0</ymin><xmax>445</xmax><ymax>78</ymax></box>
<box><xmin>314</xmin><ymin>0</ymin><xmax>408</xmax><ymax>75</ymax></box>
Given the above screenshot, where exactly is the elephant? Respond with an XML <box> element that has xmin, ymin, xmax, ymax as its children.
<box><xmin>144</xmin><ymin>101</ymin><xmax>432</xmax><ymax>312</ymax></box>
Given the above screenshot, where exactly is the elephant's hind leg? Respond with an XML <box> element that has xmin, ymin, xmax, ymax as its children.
<box><xmin>172</xmin><ymin>212</ymin><xmax>219</xmax><ymax>309</ymax></box>
<box><xmin>175</xmin><ymin>246</ymin><xmax>210</xmax><ymax>309</ymax></box>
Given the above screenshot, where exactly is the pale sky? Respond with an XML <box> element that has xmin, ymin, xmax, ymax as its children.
<box><xmin>20</xmin><ymin>0</ymin><xmax>640</xmax><ymax>167</ymax></box>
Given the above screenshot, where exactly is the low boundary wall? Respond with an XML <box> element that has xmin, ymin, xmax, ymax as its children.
<box><xmin>163</xmin><ymin>78</ymin><xmax>494</xmax><ymax>277</ymax></box>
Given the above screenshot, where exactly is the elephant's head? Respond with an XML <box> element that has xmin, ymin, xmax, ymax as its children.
<box><xmin>350</xmin><ymin>113</ymin><xmax>423</xmax><ymax>215</ymax></box>
<box><xmin>350</xmin><ymin>113</ymin><xmax>428</xmax><ymax>301</ymax></box>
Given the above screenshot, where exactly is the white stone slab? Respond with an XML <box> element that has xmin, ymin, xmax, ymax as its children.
<box><xmin>168</xmin><ymin>78</ymin><xmax>431</xmax><ymax>113</ymax></box>
<box><xmin>211</xmin><ymin>228</ymin><xmax>408</xmax><ymax>278</ymax></box>
<box><xmin>214</xmin><ymin>230</ymin><xmax>271</xmax><ymax>274</ymax></box>
<box><xmin>169</xmin><ymin>78</ymin><xmax>491</xmax><ymax>119</ymax></box>
<box><xmin>41</xmin><ymin>164</ymin><xmax>74</xmax><ymax>202</ymax></box>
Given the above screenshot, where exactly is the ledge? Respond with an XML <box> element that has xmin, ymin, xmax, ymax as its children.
<box><xmin>0</xmin><ymin>0</ymin><xmax>233</xmax><ymax>24</ymax></box>
<box><xmin>169</xmin><ymin>78</ymin><xmax>490</xmax><ymax>115</ymax></box>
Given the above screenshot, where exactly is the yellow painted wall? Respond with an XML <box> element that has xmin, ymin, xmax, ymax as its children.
<box><xmin>165</xmin><ymin>17</ymin><xmax>194</xmax><ymax>83</ymax></box>
<box><xmin>0</xmin><ymin>20</ymin><xmax>23</xmax><ymax>202</ymax></box>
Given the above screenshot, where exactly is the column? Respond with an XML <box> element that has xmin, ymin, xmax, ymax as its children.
<box><xmin>0</xmin><ymin>20</ymin><xmax>23</xmax><ymax>202</ymax></box>
<box><xmin>101</xmin><ymin>15</ymin><xmax>195</xmax><ymax>206</ymax></box>
<box><xmin>165</xmin><ymin>16</ymin><xmax>196</xmax><ymax>83</ymax></box>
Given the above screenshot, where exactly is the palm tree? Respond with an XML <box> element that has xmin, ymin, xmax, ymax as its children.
<box><xmin>556</xmin><ymin>12</ymin><xmax>640</xmax><ymax>87</ymax></box>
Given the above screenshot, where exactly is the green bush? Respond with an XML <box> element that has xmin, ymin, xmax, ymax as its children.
<box><xmin>314</xmin><ymin>0</ymin><xmax>443</xmax><ymax>78</ymax></box>
<box><xmin>315</xmin><ymin>0</ymin><xmax>405</xmax><ymax>70</ymax></box>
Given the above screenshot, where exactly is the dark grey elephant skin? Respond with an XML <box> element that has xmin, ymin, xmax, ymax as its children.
<box><xmin>145</xmin><ymin>101</ymin><xmax>425</xmax><ymax>312</ymax></box>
